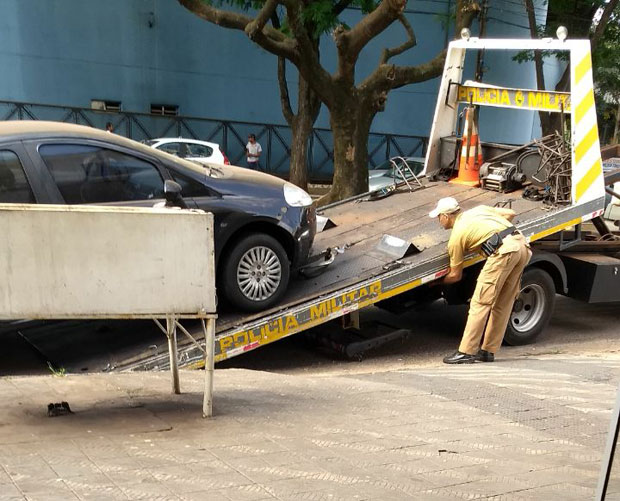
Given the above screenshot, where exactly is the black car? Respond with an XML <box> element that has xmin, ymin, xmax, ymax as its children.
<box><xmin>0</xmin><ymin>121</ymin><xmax>316</xmax><ymax>312</ymax></box>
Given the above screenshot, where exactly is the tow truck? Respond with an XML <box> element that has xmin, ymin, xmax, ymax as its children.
<box><xmin>121</xmin><ymin>34</ymin><xmax>618</xmax><ymax>371</ymax></box>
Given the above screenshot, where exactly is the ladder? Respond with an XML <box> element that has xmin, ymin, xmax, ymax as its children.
<box><xmin>388</xmin><ymin>156</ymin><xmax>423</xmax><ymax>191</ymax></box>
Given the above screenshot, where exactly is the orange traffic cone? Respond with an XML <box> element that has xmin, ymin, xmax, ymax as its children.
<box><xmin>450</xmin><ymin>106</ymin><xmax>482</xmax><ymax>187</ymax></box>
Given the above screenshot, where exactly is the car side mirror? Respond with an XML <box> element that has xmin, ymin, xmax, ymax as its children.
<box><xmin>164</xmin><ymin>180</ymin><xmax>188</xmax><ymax>209</ymax></box>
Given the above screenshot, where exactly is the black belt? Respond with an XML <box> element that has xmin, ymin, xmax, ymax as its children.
<box><xmin>498</xmin><ymin>225</ymin><xmax>519</xmax><ymax>239</ymax></box>
<box><xmin>480</xmin><ymin>225</ymin><xmax>519</xmax><ymax>257</ymax></box>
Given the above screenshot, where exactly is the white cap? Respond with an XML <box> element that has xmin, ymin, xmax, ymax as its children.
<box><xmin>429</xmin><ymin>197</ymin><xmax>460</xmax><ymax>218</ymax></box>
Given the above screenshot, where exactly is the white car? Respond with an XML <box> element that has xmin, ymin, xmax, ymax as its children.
<box><xmin>143</xmin><ymin>138</ymin><xmax>230</xmax><ymax>166</ymax></box>
<box><xmin>368</xmin><ymin>156</ymin><xmax>425</xmax><ymax>191</ymax></box>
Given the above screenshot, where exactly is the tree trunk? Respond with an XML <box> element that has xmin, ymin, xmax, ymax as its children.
<box><xmin>287</xmin><ymin>74</ymin><xmax>320</xmax><ymax>191</ymax></box>
<box><xmin>319</xmin><ymin>103</ymin><xmax>367</xmax><ymax>205</ymax></box>
<box><xmin>523</xmin><ymin>0</ymin><xmax>554</xmax><ymax>135</ymax></box>
<box><xmin>613</xmin><ymin>101</ymin><xmax>620</xmax><ymax>145</ymax></box>
<box><xmin>318</xmin><ymin>89</ymin><xmax>388</xmax><ymax>205</ymax></box>
<box><xmin>289</xmin><ymin>118</ymin><xmax>311</xmax><ymax>191</ymax></box>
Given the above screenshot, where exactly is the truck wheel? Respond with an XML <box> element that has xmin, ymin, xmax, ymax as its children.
<box><xmin>221</xmin><ymin>233</ymin><xmax>290</xmax><ymax>312</ymax></box>
<box><xmin>504</xmin><ymin>268</ymin><xmax>555</xmax><ymax>346</ymax></box>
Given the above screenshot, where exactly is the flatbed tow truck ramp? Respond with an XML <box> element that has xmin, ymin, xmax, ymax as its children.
<box><xmin>121</xmin><ymin>35</ymin><xmax>608</xmax><ymax>372</ymax></box>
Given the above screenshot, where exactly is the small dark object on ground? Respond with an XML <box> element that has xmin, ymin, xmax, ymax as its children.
<box><xmin>47</xmin><ymin>401</ymin><xmax>72</xmax><ymax>417</ymax></box>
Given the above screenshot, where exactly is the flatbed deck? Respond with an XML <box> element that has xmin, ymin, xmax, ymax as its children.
<box><xmin>219</xmin><ymin>180</ymin><xmax>547</xmax><ymax>329</ymax></box>
<box><xmin>120</xmin><ymin>179</ymin><xmax>591</xmax><ymax>371</ymax></box>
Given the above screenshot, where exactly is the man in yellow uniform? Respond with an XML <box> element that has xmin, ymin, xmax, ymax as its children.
<box><xmin>429</xmin><ymin>197</ymin><xmax>532</xmax><ymax>364</ymax></box>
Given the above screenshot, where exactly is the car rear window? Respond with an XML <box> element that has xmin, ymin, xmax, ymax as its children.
<box><xmin>0</xmin><ymin>150</ymin><xmax>35</xmax><ymax>203</ymax></box>
<box><xmin>187</xmin><ymin>144</ymin><xmax>213</xmax><ymax>158</ymax></box>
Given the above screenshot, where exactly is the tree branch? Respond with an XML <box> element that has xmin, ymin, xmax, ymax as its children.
<box><xmin>277</xmin><ymin>57</ymin><xmax>295</xmax><ymax>124</ymax></box>
<box><xmin>380</xmin><ymin>13</ymin><xmax>416</xmax><ymax>65</ymax></box>
<box><xmin>333</xmin><ymin>0</ymin><xmax>353</xmax><ymax>17</ymax></box>
<box><xmin>454</xmin><ymin>0</ymin><xmax>481</xmax><ymax>36</ymax></box>
<box><xmin>177</xmin><ymin>0</ymin><xmax>298</xmax><ymax>61</ymax></box>
<box><xmin>389</xmin><ymin>50</ymin><xmax>447</xmax><ymax>89</ymax></box>
<box><xmin>363</xmin><ymin>0</ymin><xmax>478</xmax><ymax>94</ymax></box>
<box><xmin>554</xmin><ymin>0</ymin><xmax>620</xmax><ymax>93</ymax></box>
<box><xmin>245</xmin><ymin>0</ymin><xmax>280</xmax><ymax>40</ymax></box>
<box><xmin>282</xmin><ymin>0</ymin><xmax>335</xmax><ymax>104</ymax></box>
<box><xmin>337</xmin><ymin>0</ymin><xmax>406</xmax><ymax>61</ymax></box>
<box><xmin>591</xmin><ymin>0</ymin><xmax>620</xmax><ymax>52</ymax></box>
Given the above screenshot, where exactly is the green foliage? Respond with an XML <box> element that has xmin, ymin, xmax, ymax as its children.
<box><xmin>512</xmin><ymin>0</ymin><xmax>609</xmax><ymax>64</ymax></box>
<box><xmin>357</xmin><ymin>0</ymin><xmax>378</xmax><ymax>14</ymax></box>
<box><xmin>302</xmin><ymin>1</ymin><xmax>341</xmax><ymax>35</ymax></box>
<box><xmin>208</xmin><ymin>0</ymin><xmax>379</xmax><ymax>37</ymax></box>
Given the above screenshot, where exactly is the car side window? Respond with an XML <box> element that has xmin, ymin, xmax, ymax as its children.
<box><xmin>187</xmin><ymin>144</ymin><xmax>213</xmax><ymax>158</ymax></box>
<box><xmin>0</xmin><ymin>150</ymin><xmax>35</xmax><ymax>203</ymax></box>
<box><xmin>168</xmin><ymin>169</ymin><xmax>213</xmax><ymax>197</ymax></box>
<box><xmin>39</xmin><ymin>144</ymin><xmax>164</xmax><ymax>204</ymax></box>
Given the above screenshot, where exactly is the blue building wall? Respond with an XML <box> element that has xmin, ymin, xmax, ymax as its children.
<box><xmin>0</xmin><ymin>0</ymin><xmax>550</xmax><ymax>142</ymax></box>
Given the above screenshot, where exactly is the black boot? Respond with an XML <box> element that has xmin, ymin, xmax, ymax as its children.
<box><xmin>476</xmin><ymin>349</ymin><xmax>495</xmax><ymax>362</ymax></box>
<box><xmin>443</xmin><ymin>351</ymin><xmax>477</xmax><ymax>364</ymax></box>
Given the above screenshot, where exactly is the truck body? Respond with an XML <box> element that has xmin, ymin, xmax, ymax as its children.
<box><xmin>120</xmin><ymin>35</ymin><xmax>618</xmax><ymax>371</ymax></box>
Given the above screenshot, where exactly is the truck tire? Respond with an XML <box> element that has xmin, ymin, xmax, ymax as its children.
<box><xmin>504</xmin><ymin>267</ymin><xmax>555</xmax><ymax>346</ymax></box>
<box><xmin>221</xmin><ymin>233</ymin><xmax>290</xmax><ymax>312</ymax></box>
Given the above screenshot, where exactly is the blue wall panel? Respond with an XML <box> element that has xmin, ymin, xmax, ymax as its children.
<box><xmin>0</xmin><ymin>0</ymin><xmax>547</xmax><ymax>143</ymax></box>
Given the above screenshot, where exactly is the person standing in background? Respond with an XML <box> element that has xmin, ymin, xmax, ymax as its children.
<box><xmin>245</xmin><ymin>134</ymin><xmax>262</xmax><ymax>170</ymax></box>
<box><xmin>105</xmin><ymin>122</ymin><xmax>114</xmax><ymax>133</ymax></box>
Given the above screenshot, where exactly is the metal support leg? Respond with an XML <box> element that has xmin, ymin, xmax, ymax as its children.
<box><xmin>202</xmin><ymin>318</ymin><xmax>216</xmax><ymax>418</ymax></box>
<box><xmin>166</xmin><ymin>315</ymin><xmax>180</xmax><ymax>395</ymax></box>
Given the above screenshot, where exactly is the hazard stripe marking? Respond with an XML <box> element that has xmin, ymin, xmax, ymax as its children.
<box><xmin>576</xmin><ymin>158</ymin><xmax>602</xmax><ymax>201</ymax></box>
<box><xmin>575</xmin><ymin>53</ymin><xmax>591</xmax><ymax>86</ymax></box>
<box><xmin>575</xmin><ymin>90</ymin><xmax>594</xmax><ymax>125</ymax></box>
<box><xmin>575</xmin><ymin>123</ymin><xmax>598</xmax><ymax>164</ymax></box>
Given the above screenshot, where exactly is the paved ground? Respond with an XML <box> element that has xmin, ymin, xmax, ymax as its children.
<box><xmin>1</xmin><ymin>353</ymin><xmax>620</xmax><ymax>500</ymax></box>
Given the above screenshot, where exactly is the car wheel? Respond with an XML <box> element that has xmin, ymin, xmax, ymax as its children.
<box><xmin>504</xmin><ymin>268</ymin><xmax>556</xmax><ymax>346</ymax></box>
<box><xmin>221</xmin><ymin>233</ymin><xmax>290</xmax><ymax>312</ymax></box>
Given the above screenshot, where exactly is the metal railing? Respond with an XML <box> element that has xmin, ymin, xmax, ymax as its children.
<box><xmin>0</xmin><ymin>100</ymin><xmax>428</xmax><ymax>182</ymax></box>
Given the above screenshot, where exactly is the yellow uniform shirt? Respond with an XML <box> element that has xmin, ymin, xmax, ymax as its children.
<box><xmin>448</xmin><ymin>206</ymin><xmax>517</xmax><ymax>268</ymax></box>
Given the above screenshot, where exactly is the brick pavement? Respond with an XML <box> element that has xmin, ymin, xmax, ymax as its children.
<box><xmin>0</xmin><ymin>354</ymin><xmax>619</xmax><ymax>500</ymax></box>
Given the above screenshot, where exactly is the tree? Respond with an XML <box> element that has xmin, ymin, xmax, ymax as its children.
<box><xmin>178</xmin><ymin>0</ymin><xmax>479</xmax><ymax>204</ymax></box>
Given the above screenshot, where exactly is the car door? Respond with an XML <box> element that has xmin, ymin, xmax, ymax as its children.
<box><xmin>25</xmin><ymin>140</ymin><xmax>172</xmax><ymax>208</ymax></box>
<box><xmin>163</xmin><ymin>165</ymin><xmax>238</xmax><ymax>255</ymax></box>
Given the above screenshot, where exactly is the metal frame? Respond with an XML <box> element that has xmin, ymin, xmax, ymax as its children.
<box><xmin>140</xmin><ymin>316</ymin><xmax>218</xmax><ymax>416</ymax></box>
<box><xmin>0</xmin><ymin>100</ymin><xmax>428</xmax><ymax>182</ymax></box>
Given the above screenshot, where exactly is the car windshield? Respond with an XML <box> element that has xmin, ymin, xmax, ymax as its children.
<box><xmin>371</xmin><ymin>158</ymin><xmax>424</xmax><ymax>175</ymax></box>
<box><xmin>373</xmin><ymin>159</ymin><xmax>393</xmax><ymax>171</ymax></box>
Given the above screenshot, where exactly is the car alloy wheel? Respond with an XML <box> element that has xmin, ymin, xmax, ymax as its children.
<box><xmin>237</xmin><ymin>245</ymin><xmax>282</xmax><ymax>301</ymax></box>
<box><xmin>221</xmin><ymin>233</ymin><xmax>290</xmax><ymax>312</ymax></box>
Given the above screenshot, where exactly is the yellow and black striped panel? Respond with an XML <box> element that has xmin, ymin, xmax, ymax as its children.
<box><xmin>571</xmin><ymin>46</ymin><xmax>605</xmax><ymax>204</ymax></box>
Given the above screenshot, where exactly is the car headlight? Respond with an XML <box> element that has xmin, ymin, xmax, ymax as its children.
<box><xmin>283</xmin><ymin>183</ymin><xmax>313</xmax><ymax>207</ymax></box>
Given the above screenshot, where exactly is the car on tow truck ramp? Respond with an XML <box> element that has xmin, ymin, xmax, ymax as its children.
<box><xmin>0</xmin><ymin>121</ymin><xmax>316</xmax><ymax>312</ymax></box>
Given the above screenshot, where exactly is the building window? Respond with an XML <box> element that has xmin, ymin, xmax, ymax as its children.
<box><xmin>91</xmin><ymin>100</ymin><xmax>122</xmax><ymax>112</ymax></box>
<box><xmin>150</xmin><ymin>104</ymin><xmax>179</xmax><ymax>116</ymax></box>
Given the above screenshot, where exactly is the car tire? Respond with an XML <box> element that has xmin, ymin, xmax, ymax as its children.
<box><xmin>504</xmin><ymin>267</ymin><xmax>556</xmax><ymax>346</ymax></box>
<box><xmin>221</xmin><ymin>233</ymin><xmax>290</xmax><ymax>312</ymax></box>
